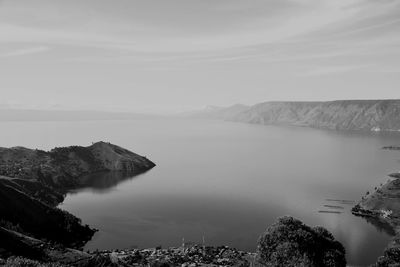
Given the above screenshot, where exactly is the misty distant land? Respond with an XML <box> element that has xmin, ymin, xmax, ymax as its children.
<box><xmin>0</xmin><ymin>109</ymin><xmax>160</xmax><ymax>122</ymax></box>
<box><xmin>4</xmin><ymin>99</ymin><xmax>400</xmax><ymax>133</ymax></box>
<box><xmin>2</xmin><ymin>100</ymin><xmax>400</xmax><ymax>266</ymax></box>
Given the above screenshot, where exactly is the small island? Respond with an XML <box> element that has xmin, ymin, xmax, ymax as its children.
<box><xmin>0</xmin><ymin>142</ymin><xmax>155</xmax><ymax>265</ymax></box>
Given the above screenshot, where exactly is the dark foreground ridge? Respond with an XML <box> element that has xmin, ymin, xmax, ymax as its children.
<box><xmin>0</xmin><ymin>142</ymin><xmax>155</xmax><ymax>265</ymax></box>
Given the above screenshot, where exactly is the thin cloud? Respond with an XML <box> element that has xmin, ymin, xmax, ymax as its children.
<box><xmin>0</xmin><ymin>46</ymin><xmax>50</xmax><ymax>58</ymax></box>
<box><xmin>299</xmin><ymin>65</ymin><xmax>370</xmax><ymax>77</ymax></box>
<box><xmin>0</xmin><ymin>0</ymin><xmax>369</xmax><ymax>53</ymax></box>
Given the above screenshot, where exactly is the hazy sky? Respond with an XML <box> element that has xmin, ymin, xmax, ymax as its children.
<box><xmin>0</xmin><ymin>0</ymin><xmax>399</xmax><ymax>113</ymax></box>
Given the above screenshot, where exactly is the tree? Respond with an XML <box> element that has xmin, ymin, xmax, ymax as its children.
<box><xmin>375</xmin><ymin>247</ymin><xmax>400</xmax><ymax>267</ymax></box>
<box><xmin>256</xmin><ymin>216</ymin><xmax>346</xmax><ymax>267</ymax></box>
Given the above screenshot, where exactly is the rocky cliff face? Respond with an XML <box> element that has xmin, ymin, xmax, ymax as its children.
<box><xmin>201</xmin><ymin>100</ymin><xmax>400</xmax><ymax>131</ymax></box>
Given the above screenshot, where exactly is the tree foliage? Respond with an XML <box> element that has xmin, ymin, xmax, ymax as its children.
<box><xmin>375</xmin><ymin>247</ymin><xmax>400</xmax><ymax>267</ymax></box>
<box><xmin>256</xmin><ymin>216</ymin><xmax>346</xmax><ymax>267</ymax></box>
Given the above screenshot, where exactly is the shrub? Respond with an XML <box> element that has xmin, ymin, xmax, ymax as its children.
<box><xmin>375</xmin><ymin>247</ymin><xmax>400</xmax><ymax>267</ymax></box>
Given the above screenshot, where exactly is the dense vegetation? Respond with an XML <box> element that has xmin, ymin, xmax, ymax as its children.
<box><xmin>375</xmin><ymin>246</ymin><xmax>400</xmax><ymax>267</ymax></box>
<box><xmin>256</xmin><ymin>216</ymin><xmax>346</xmax><ymax>267</ymax></box>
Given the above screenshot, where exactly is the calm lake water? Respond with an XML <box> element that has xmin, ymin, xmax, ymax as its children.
<box><xmin>1</xmin><ymin>118</ymin><xmax>400</xmax><ymax>265</ymax></box>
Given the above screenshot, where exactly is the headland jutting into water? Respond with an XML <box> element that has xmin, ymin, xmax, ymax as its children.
<box><xmin>0</xmin><ymin>142</ymin><xmax>155</xmax><ymax>264</ymax></box>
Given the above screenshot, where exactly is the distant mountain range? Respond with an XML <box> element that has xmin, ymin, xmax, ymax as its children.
<box><xmin>191</xmin><ymin>100</ymin><xmax>400</xmax><ymax>132</ymax></box>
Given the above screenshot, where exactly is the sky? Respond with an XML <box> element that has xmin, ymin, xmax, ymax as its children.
<box><xmin>0</xmin><ymin>0</ymin><xmax>399</xmax><ymax>113</ymax></box>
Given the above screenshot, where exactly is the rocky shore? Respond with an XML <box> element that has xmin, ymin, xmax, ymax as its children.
<box><xmin>87</xmin><ymin>245</ymin><xmax>255</xmax><ymax>267</ymax></box>
<box><xmin>0</xmin><ymin>216</ymin><xmax>346</xmax><ymax>267</ymax></box>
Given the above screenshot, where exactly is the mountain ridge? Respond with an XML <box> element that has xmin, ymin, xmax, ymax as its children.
<box><xmin>193</xmin><ymin>99</ymin><xmax>400</xmax><ymax>131</ymax></box>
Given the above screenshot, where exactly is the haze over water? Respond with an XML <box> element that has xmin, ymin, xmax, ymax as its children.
<box><xmin>1</xmin><ymin>118</ymin><xmax>400</xmax><ymax>265</ymax></box>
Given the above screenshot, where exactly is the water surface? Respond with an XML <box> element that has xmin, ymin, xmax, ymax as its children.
<box><xmin>1</xmin><ymin>118</ymin><xmax>400</xmax><ymax>265</ymax></box>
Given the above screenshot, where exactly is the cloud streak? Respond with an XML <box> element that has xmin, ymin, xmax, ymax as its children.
<box><xmin>0</xmin><ymin>0</ymin><xmax>387</xmax><ymax>53</ymax></box>
<box><xmin>0</xmin><ymin>45</ymin><xmax>50</xmax><ymax>58</ymax></box>
<box><xmin>299</xmin><ymin>65</ymin><xmax>371</xmax><ymax>77</ymax></box>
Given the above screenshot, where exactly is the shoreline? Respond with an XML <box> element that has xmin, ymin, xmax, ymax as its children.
<box><xmin>351</xmin><ymin>146</ymin><xmax>400</xmax><ymax>265</ymax></box>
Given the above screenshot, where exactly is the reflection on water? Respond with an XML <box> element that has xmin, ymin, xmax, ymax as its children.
<box><xmin>70</xmin><ymin>171</ymin><xmax>148</xmax><ymax>193</ymax></box>
<box><xmin>1</xmin><ymin>118</ymin><xmax>400</xmax><ymax>266</ymax></box>
<box><xmin>353</xmin><ymin>214</ymin><xmax>397</xmax><ymax>236</ymax></box>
